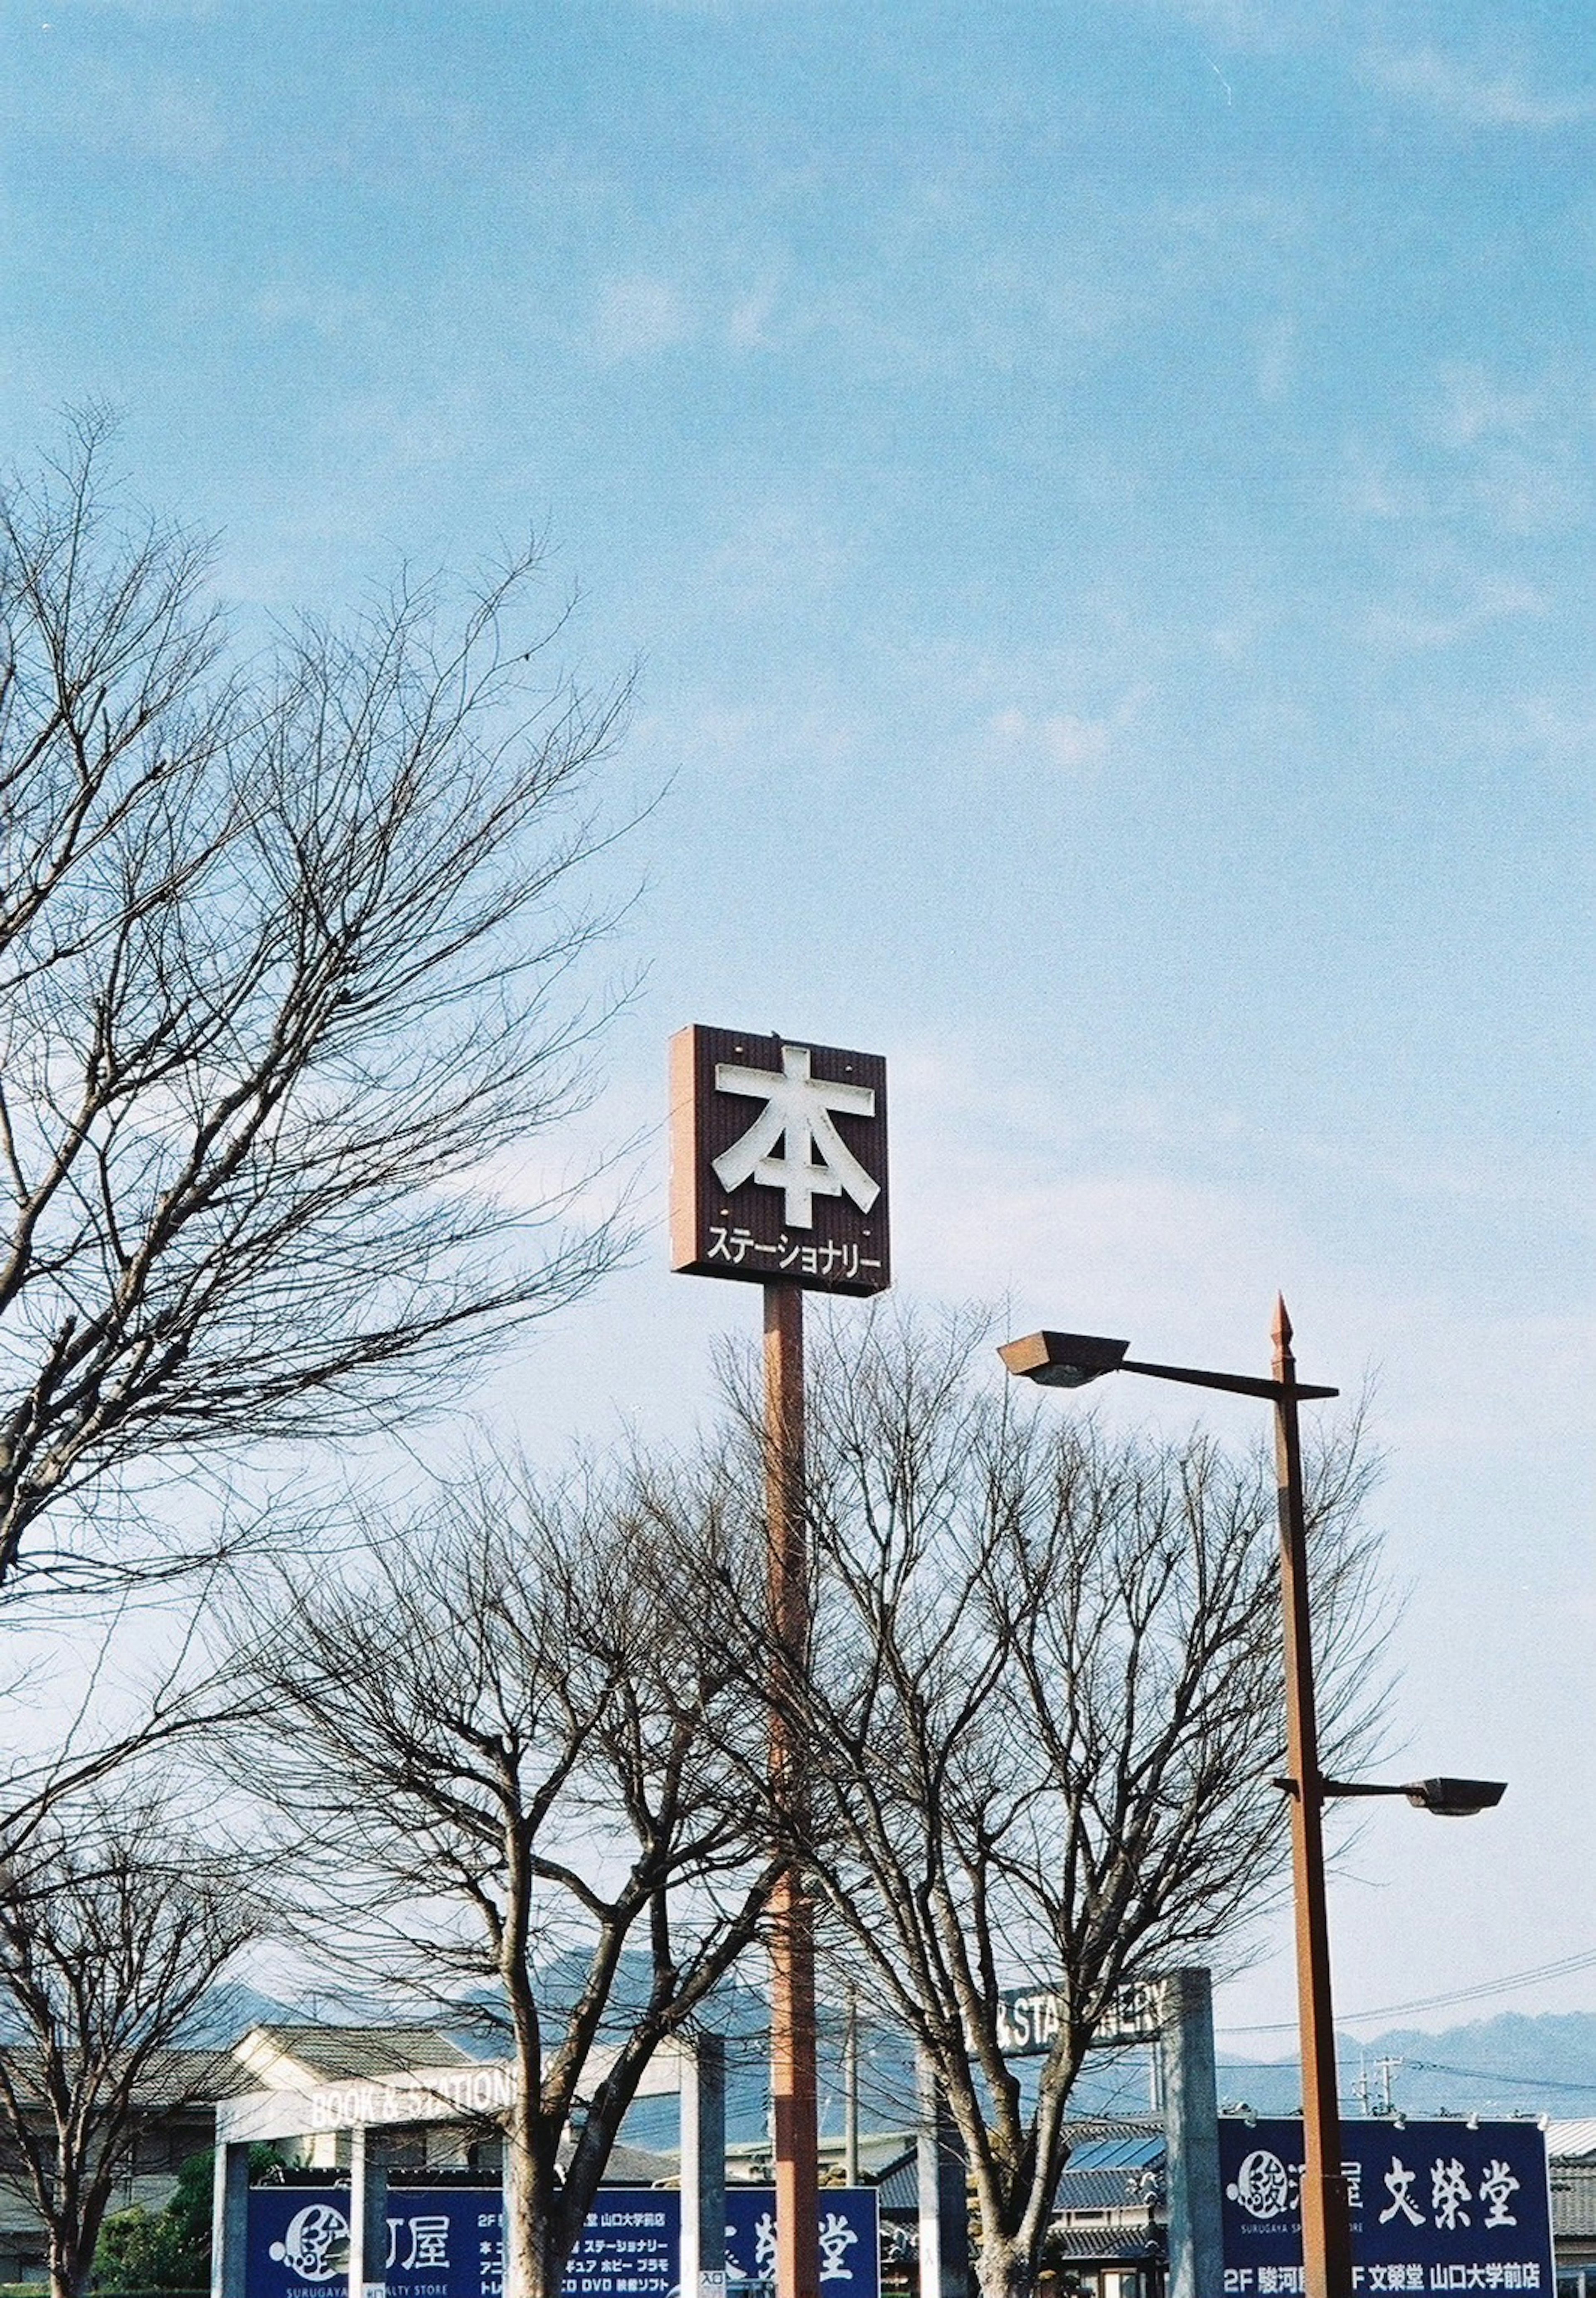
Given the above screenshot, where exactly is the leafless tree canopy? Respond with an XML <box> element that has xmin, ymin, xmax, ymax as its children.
<box><xmin>708</xmin><ymin>1305</ymin><xmax>1389</xmax><ymax>2298</ymax></box>
<box><xmin>0</xmin><ymin>415</ymin><xmax>633</xmax><ymax>1593</ymax></box>
<box><xmin>230</xmin><ymin>1465</ymin><xmax>777</xmax><ymax>2298</ymax></box>
<box><xmin>0</xmin><ymin>1797</ymin><xmax>259</xmax><ymax>2298</ymax></box>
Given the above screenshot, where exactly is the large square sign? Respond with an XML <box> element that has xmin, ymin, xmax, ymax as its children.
<box><xmin>1220</xmin><ymin>2118</ymin><xmax>1554</xmax><ymax>2297</ymax></box>
<box><xmin>669</xmin><ymin>1027</ymin><xmax>889</xmax><ymax>1296</ymax></box>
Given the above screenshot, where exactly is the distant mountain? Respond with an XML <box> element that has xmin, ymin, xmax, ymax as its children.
<box><xmin>175</xmin><ymin>1981</ymin><xmax>310</xmax><ymax>2045</ymax></box>
<box><xmin>1218</xmin><ymin>2010</ymin><xmax>1596</xmax><ymax>2123</ymax></box>
<box><xmin>178</xmin><ymin>1969</ymin><xmax>1596</xmax><ymax>2140</ymax></box>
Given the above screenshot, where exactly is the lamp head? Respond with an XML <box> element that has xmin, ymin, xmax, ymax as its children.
<box><xmin>998</xmin><ymin>1331</ymin><xmax>1130</xmax><ymax>1388</ymax></box>
<box><xmin>1403</xmin><ymin>1777</ymin><xmax>1507</xmax><ymax>1818</ymax></box>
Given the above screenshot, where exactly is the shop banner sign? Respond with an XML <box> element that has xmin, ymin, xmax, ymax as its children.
<box><xmin>248</xmin><ymin>2183</ymin><xmax>878</xmax><ymax>2298</ymax></box>
<box><xmin>247</xmin><ymin>2187</ymin><xmax>677</xmax><ymax>2298</ymax></box>
<box><xmin>1220</xmin><ymin>2118</ymin><xmax>1554</xmax><ymax>2298</ymax></box>
<box><xmin>724</xmin><ymin>2187</ymin><xmax>878</xmax><ymax>2298</ymax></box>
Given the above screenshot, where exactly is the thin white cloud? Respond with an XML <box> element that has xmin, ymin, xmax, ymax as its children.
<box><xmin>1364</xmin><ymin>573</ymin><xmax>1544</xmax><ymax>653</ymax></box>
<box><xmin>1362</xmin><ymin>45</ymin><xmax>1595</xmax><ymax>129</ymax></box>
<box><xmin>728</xmin><ymin>277</ymin><xmax>782</xmax><ymax>351</ymax></box>
<box><xmin>590</xmin><ymin>276</ymin><xmax>692</xmax><ymax>365</ymax></box>
<box><xmin>702</xmin><ymin>503</ymin><xmax>857</xmax><ymax>613</ymax></box>
<box><xmin>4</xmin><ymin>53</ymin><xmax>226</xmax><ymax>164</ymax></box>
<box><xmin>983</xmin><ymin>687</ymin><xmax>1148</xmax><ymax>779</ymax></box>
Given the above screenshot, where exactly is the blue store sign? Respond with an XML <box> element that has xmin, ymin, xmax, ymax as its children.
<box><xmin>725</xmin><ymin>2186</ymin><xmax>878</xmax><ymax>2298</ymax></box>
<box><xmin>1219</xmin><ymin>2119</ymin><xmax>1554</xmax><ymax>2298</ymax></box>
<box><xmin>247</xmin><ymin>2184</ymin><xmax>878</xmax><ymax>2298</ymax></box>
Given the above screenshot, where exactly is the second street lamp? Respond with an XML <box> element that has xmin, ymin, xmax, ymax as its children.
<box><xmin>999</xmin><ymin>1300</ymin><xmax>1505</xmax><ymax>2298</ymax></box>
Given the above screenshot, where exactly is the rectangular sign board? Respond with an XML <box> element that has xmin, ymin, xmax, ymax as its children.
<box><xmin>726</xmin><ymin>2185</ymin><xmax>878</xmax><ymax>2298</ymax></box>
<box><xmin>993</xmin><ymin>1975</ymin><xmax>1166</xmax><ymax>2056</ymax></box>
<box><xmin>248</xmin><ymin>2183</ymin><xmax>879</xmax><ymax>2298</ymax></box>
<box><xmin>669</xmin><ymin>1026</ymin><xmax>890</xmax><ymax>1296</ymax></box>
<box><xmin>1220</xmin><ymin>2118</ymin><xmax>1554</xmax><ymax>2297</ymax></box>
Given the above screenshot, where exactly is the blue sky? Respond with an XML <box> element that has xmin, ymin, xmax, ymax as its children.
<box><xmin>3</xmin><ymin>0</ymin><xmax>1592</xmax><ymax>2047</ymax></box>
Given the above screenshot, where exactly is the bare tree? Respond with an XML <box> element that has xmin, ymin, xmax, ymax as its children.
<box><xmin>0</xmin><ymin>1795</ymin><xmax>260</xmax><ymax>2298</ymax></box>
<box><xmin>0</xmin><ymin>1576</ymin><xmax>255</xmax><ymax>1871</ymax></box>
<box><xmin>700</xmin><ymin>1305</ymin><xmax>1389</xmax><ymax>2298</ymax></box>
<box><xmin>230</xmin><ymin>1463</ymin><xmax>779</xmax><ymax>2298</ymax></box>
<box><xmin>0</xmin><ymin>413</ymin><xmax>633</xmax><ymax>1595</ymax></box>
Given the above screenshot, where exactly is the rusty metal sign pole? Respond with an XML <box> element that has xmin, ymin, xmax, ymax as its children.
<box><xmin>765</xmin><ymin>1279</ymin><xmax>820</xmax><ymax>2298</ymax></box>
<box><xmin>1273</xmin><ymin>1297</ymin><xmax>1353</xmax><ymax>2298</ymax></box>
<box><xmin>669</xmin><ymin>1025</ymin><xmax>890</xmax><ymax>2298</ymax></box>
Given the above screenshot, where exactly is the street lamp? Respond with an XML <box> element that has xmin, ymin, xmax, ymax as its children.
<box><xmin>999</xmin><ymin>1300</ymin><xmax>1505</xmax><ymax>2298</ymax></box>
<box><xmin>1311</xmin><ymin>1777</ymin><xmax>1506</xmax><ymax>1817</ymax></box>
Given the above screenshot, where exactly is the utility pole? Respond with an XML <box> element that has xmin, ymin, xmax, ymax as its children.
<box><xmin>766</xmin><ymin>1281</ymin><xmax>820</xmax><ymax>2298</ymax></box>
<box><xmin>1274</xmin><ymin>1298</ymin><xmax>1353</xmax><ymax>2298</ymax></box>
<box><xmin>843</xmin><ymin>1988</ymin><xmax>860</xmax><ymax>2188</ymax></box>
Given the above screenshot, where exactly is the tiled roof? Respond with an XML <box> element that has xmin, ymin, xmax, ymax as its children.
<box><xmin>1551</xmin><ymin>2162</ymin><xmax>1596</xmax><ymax>2240</ymax></box>
<box><xmin>0</xmin><ymin>2045</ymin><xmax>254</xmax><ymax>2106</ymax></box>
<box><xmin>239</xmin><ymin>2026</ymin><xmax>476</xmax><ymax>2081</ymax></box>
<box><xmin>1048</xmin><ymin>2226</ymin><xmax>1161</xmax><ymax>2262</ymax></box>
<box><xmin>1057</xmin><ymin>2165</ymin><xmax>1163</xmax><ymax>2214</ymax></box>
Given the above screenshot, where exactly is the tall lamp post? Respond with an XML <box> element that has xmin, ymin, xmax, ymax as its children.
<box><xmin>999</xmin><ymin>1298</ymin><xmax>1505</xmax><ymax>2298</ymax></box>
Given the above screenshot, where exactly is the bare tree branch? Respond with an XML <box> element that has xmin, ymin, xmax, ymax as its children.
<box><xmin>697</xmin><ymin>1302</ymin><xmax>1392</xmax><ymax>2298</ymax></box>
<box><xmin>226</xmin><ymin>1461</ymin><xmax>777</xmax><ymax>2298</ymax></box>
<box><xmin>0</xmin><ymin>416</ymin><xmax>638</xmax><ymax>1595</ymax></box>
<box><xmin>0</xmin><ymin>1791</ymin><xmax>261</xmax><ymax>2298</ymax></box>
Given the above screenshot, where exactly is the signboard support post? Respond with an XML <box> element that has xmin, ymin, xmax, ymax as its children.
<box><xmin>1160</xmin><ymin>1969</ymin><xmax>1222</xmax><ymax>2298</ymax></box>
<box><xmin>211</xmin><ymin>2140</ymin><xmax>249</xmax><ymax>2298</ymax></box>
<box><xmin>670</xmin><ymin>1023</ymin><xmax>892</xmax><ymax>2298</ymax></box>
<box><xmin>766</xmin><ymin>1281</ymin><xmax>820</xmax><ymax>2298</ymax></box>
<box><xmin>680</xmin><ymin>2034</ymin><xmax>727</xmax><ymax>2298</ymax></box>
<box><xmin>348</xmin><ymin>2126</ymin><xmax>388</xmax><ymax>2298</ymax></box>
<box><xmin>915</xmin><ymin>2046</ymin><xmax>969</xmax><ymax>2298</ymax></box>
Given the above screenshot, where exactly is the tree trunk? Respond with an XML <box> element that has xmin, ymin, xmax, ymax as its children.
<box><xmin>49</xmin><ymin>2221</ymin><xmax>89</xmax><ymax>2298</ymax></box>
<box><xmin>976</xmin><ymin>2232</ymin><xmax>1039</xmax><ymax>2298</ymax></box>
<box><xmin>501</xmin><ymin>2114</ymin><xmax>566</xmax><ymax>2298</ymax></box>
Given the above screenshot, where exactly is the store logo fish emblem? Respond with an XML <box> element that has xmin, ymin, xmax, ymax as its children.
<box><xmin>270</xmin><ymin>2203</ymin><xmax>350</xmax><ymax>2280</ymax></box>
<box><xmin>1229</xmin><ymin>2150</ymin><xmax>1293</xmax><ymax>2220</ymax></box>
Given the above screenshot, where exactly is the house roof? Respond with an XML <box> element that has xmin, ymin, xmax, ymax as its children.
<box><xmin>1056</xmin><ymin>2165</ymin><xmax>1162</xmax><ymax>2214</ymax></box>
<box><xmin>1064</xmin><ymin>2128</ymin><xmax>1164</xmax><ymax>2174</ymax></box>
<box><xmin>233</xmin><ymin>2025</ymin><xmax>477</xmax><ymax>2090</ymax></box>
<box><xmin>134</xmin><ymin>2048</ymin><xmax>259</xmax><ymax>2105</ymax></box>
<box><xmin>1548</xmin><ymin>2122</ymin><xmax>1596</xmax><ymax>2163</ymax></box>
<box><xmin>0</xmin><ymin>2044</ymin><xmax>254</xmax><ymax>2108</ymax></box>
<box><xmin>1551</xmin><ymin>2163</ymin><xmax>1596</xmax><ymax>2240</ymax></box>
<box><xmin>1048</xmin><ymin>2226</ymin><xmax>1161</xmax><ymax>2263</ymax></box>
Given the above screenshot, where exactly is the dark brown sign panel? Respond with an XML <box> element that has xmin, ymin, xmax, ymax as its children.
<box><xmin>670</xmin><ymin>1026</ymin><xmax>890</xmax><ymax>1295</ymax></box>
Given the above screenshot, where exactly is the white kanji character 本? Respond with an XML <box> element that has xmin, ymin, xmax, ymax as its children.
<box><xmin>712</xmin><ymin>1046</ymin><xmax>879</xmax><ymax>1229</ymax></box>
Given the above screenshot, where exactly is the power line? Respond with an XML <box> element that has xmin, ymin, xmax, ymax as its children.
<box><xmin>1218</xmin><ymin>1947</ymin><xmax>1596</xmax><ymax>2035</ymax></box>
<box><xmin>1406</xmin><ymin>2058</ymin><xmax>1596</xmax><ymax>2096</ymax></box>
